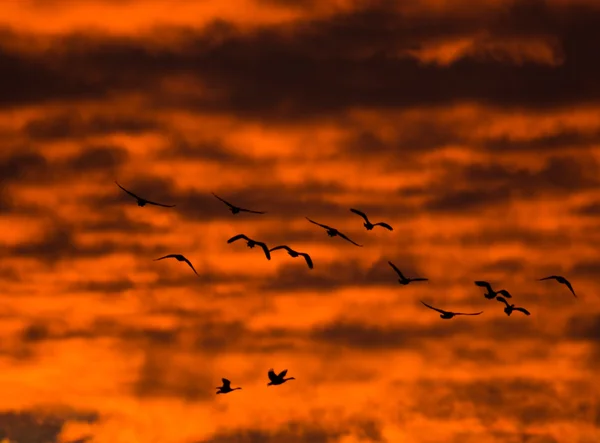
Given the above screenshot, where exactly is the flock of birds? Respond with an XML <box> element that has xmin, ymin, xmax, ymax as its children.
<box><xmin>115</xmin><ymin>181</ymin><xmax>579</xmax><ymax>394</ymax></box>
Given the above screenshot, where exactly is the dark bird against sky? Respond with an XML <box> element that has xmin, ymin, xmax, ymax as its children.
<box><xmin>420</xmin><ymin>301</ymin><xmax>483</xmax><ymax>320</ymax></box>
<box><xmin>539</xmin><ymin>275</ymin><xmax>577</xmax><ymax>298</ymax></box>
<box><xmin>474</xmin><ymin>281</ymin><xmax>512</xmax><ymax>299</ymax></box>
<box><xmin>212</xmin><ymin>193</ymin><xmax>266</xmax><ymax>215</ymax></box>
<box><xmin>306</xmin><ymin>217</ymin><xmax>363</xmax><ymax>247</ymax></box>
<box><xmin>496</xmin><ymin>296</ymin><xmax>531</xmax><ymax>316</ymax></box>
<box><xmin>115</xmin><ymin>181</ymin><xmax>175</xmax><ymax>207</ymax></box>
<box><xmin>267</xmin><ymin>368</ymin><xmax>295</xmax><ymax>386</ymax></box>
<box><xmin>350</xmin><ymin>208</ymin><xmax>393</xmax><ymax>231</ymax></box>
<box><xmin>227</xmin><ymin>234</ymin><xmax>271</xmax><ymax>260</ymax></box>
<box><xmin>388</xmin><ymin>261</ymin><xmax>428</xmax><ymax>285</ymax></box>
<box><xmin>153</xmin><ymin>254</ymin><xmax>198</xmax><ymax>275</ymax></box>
<box><xmin>269</xmin><ymin>245</ymin><xmax>313</xmax><ymax>269</ymax></box>
<box><xmin>216</xmin><ymin>378</ymin><xmax>242</xmax><ymax>394</ymax></box>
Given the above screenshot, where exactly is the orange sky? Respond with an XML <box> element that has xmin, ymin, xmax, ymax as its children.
<box><xmin>1</xmin><ymin>0</ymin><xmax>600</xmax><ymax>442</ymax></box>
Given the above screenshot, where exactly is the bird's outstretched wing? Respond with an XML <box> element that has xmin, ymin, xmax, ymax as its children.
<box><xmin>212</xmin><ymin>193</ymin><xmax>235</xmax><ymax>208</ymax></box>
<box><xmin>115</xmin><ymin>181</ymin><xmax>142</xmax><ymax>200</ymax></box>
<box><xmin>145</xmin><ymin>199</ymin><xmax>176</xmax><ymax>208</ymax></box>
<box><xmin>256</xmin><ymin>241</ymin><xmax>271</xmax><ymax>260</ymax></box>
<box><xmin>154</xmin><ymin>254</ymin><xmax>178</xmax><ymax>261</ymax></box>
<box><xmin>239</xmin><ymin>207</ymin><xmax>266</xmax><ymax>214</ymax></box>
<box><xmin>474</xmin><ymin>281</ymin><xmax>493</xmax><ymax>292</ymax></box>
<box><xmin>222</xmin><ymin>378</ymin><xmax>231</xmax><ymax>388</ymax></box>
<box><xmin>374</xmin><ymin>222</ymin><xmax>393</xmax><ymax>231</ymax></box>
<box><xmin>183</xmin><ymin>257</ymin><xmax>199</xmax><ymax>275</ymax></box>
<box><xmin>299</xmin><ymin>252</ymin><xmax>313</xmax><ymax>269</ymax></box>
<box><xmin>454</xmin><ymin>311</ymin><xmax>484</xmax><ymax>316</ymax></box>
<box><xmin>495</xmin><ymin>296</ymin><xmax>509</xmax><ymax>306</ymax></box>
<box><xmin>269</xmin><ymin>245</ymin><xmax>292</xmax><ymax>253</ymax></box>
<box><xmin>268</xmin><ymin>369</ymin><xmax>278</xmax><ymax>382</ymax></box>
<box><xmin>539</xmin><ymin>276</ymin><xmax>560</xmax><ymax>281</ymax></box>
<box><xmin>420</xmin><ymin>301</ymin><xmax>445</xmax><ymax>314</ymax></box>
<box><xmin>388</xmin><ymin>261</ymin><xmax>405</xmax><ymax>279</ymax></box>
<box><xmin>117</xmin><ymin>182</ymin><xmax>175</xmax><ymax>207</ymax></box>
<box><xmin>337</xmin><ymin>231</ymin><xmax>363</xmax><ymax>247</ymax></box>
<box><xmin>278</xmin><ymin>369</ymin><xmax>288</xmax><ymax>378</ymax></box>
<box><xmin>227</xmin><ymin>234</ymin><xmax>250</xmax><ymax>244</ymax></box>
<box><xmin>514</xmin><ymin>307</ymin><xmax>531</xmax><ymax>315</ymax></box>
<box><xmin>350</xmin><ymin>208</ymin><xmax>369</xmax><ymax>223</ymax></box>
<box><xmin>563</xmin><ymin>279</ymin><xmax>577</xmax><ymax>297</ymax></box>
<box><xmin>306</xmin><ymin>217</ymin><xmax>333</xmax><ymax>230</ymax></box>
<box><xmin>495</xmin><ymin>289</ymin><xmax>512</xmax><ymax>298</ymax></box>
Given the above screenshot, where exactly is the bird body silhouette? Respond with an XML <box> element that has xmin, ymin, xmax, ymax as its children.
<box><xmin>421</xmin><ymin>301</ymin><xmax>483</xmax><ymax>319</ymax></box>
<box><xmin>306</xmin><ymin>217</ymin><xmax>362</xmax><ymax>247</ymax></box>
<box><xmin>474</xmin><ymin>281</ymin><xmax>512</xmax><ymax>299</ymax></box>
<box><xmin>154</xmin><ymin>254</ymin><xmax>198</xmax><ymax>275</ymax></box>
<box><xmin>496</xmin><ymin>296</ymin><xmax>531</xmax><ymax>316</ymax></box>
<box><xmin>213</xmin><ymin>193</ymin><xmax>265</xmax><ymax>215</ymax></box>
<box><xmin>350</xmin><ymin>208</ymin><xmax>393</xmax><ymax>231</ymax></box>
<box><xmin>216</xmin><ymin>378</ymin><xmax>242</xmax><ymax>394</ymax></box>
<box><xmin>388</xmin><ymin>261</ymin><xmax>428</xmax><ymax>285</ymax></box>
<box><xmin>267</xmin><ymin>368</ymin><xmax>295</xmax><ymax>386</ymax></box>
<box><xmin>269</xmin><ymin>245</ymin><xmax>313</xmax><ymax>269</ymax></box>
<box><xmin>227</xmin><ymin>234</ymin><xmax>271</xmax><ymax>260</ymax></box>
<box><xmin>115</xmin><ymin>181</ymin><xmax>175</xmax><ymax>207</ymax></box>
<box><xmin>539</xmin><ymin>275</ymin><xmax>576</xmax><ymax>297</ymax></box>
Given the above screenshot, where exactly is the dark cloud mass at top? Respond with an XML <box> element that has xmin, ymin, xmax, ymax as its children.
<box><xmin>0</xmin><ymin>1</ymin><xmax>599</xmax><ymax>120</ymax></box>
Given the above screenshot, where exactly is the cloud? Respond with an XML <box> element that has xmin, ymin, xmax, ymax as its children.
<box><xmin>409</xmin><ymin>377</ymin><xmax>599</xmax><ymax>427</ymax></box>
<box><xmin>2</xmin><ymin>1</ymin><xmax>600</xmax><ymax>118</ymax></box>
<box><xmin>3</xmin><ymin>220</ymin><xmax>164</xmax><ymax>264</ymax></box>
<box><xmin>574</xmin><ymin>201</ymin><xmax>600</xmax><ymax>217</ymax></box>
<box><xmin>309</xmin><ymin>315</ymin><xmax>546</xmax><ymax>352</ymax></box>
<box><xmin>423</xmin><ymin>186</ymin><xmax>513</xmax><ymax>214</ymax></box>
<box><xmin>0</xmin><ymin>410</ymin><xmax>96</xmax><ymax>443</ymax></box>
<box><xmin>196</xmin><ymin>418</ymin><xmax>385</xmax><ymax>443</ymax></box>
<box><xmin>65</xmin><ymin>278</ymin><xmax>136</xmax><ymax>294</ymax></box>
<box><xmin>22</xmin><ymin>111</ymin><xmax>161</xmax><ymax>141</ymax></box>
<box><xmin>132</xmin><ymin>346</ymin><xmax>215</xmax><ymax>402</ymax></box>
<box><xmin>0</xmin><ymin>144</ymin><xmax>129</xmax><ymax>186</ymax></box>
<box><xmin>564</xmin><ymin>312</ymin><xmax>600</xmax><ymax>342</ymax></box>
<box><xmin>155</xmin><ymin>134</ymin><xmax>276</xmax><ymax>168</ymax></box>
<box><xmin>259</xmin><ymin>257</ymin><xmax>423</xmax><ymax>293</ymax></box>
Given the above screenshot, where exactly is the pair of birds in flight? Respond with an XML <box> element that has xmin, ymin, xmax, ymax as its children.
<box><xmin>216</xmin><ymin>369</ymin><xmax>295</xmax><ymax>394</ymax></box>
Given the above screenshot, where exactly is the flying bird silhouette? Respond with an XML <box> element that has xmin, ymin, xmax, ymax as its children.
<box><xmin>305</xmin><ymin>217</ymin><xmax>362</xmax><ymax>247</ymax></box>
<box><xmin>216</xmin><ymin>378</ymin><xmax>242</xmax><ymax>394</ymax></box>
<box><xmin>269</xmin><ymin>245</ymin><xmax>313</xmax><ymax>269</ymax></box>
<box><xmin>496</xmin><ymin>296</ymin><xmax>531</xmax><ymax>316</ymax></box>
<box><xmin>212</xmin><ymin>193</ymin><xmax>265</xmax><ymax>215</ymax></box>
<box><xmin>474</xmin><ymin>281</ymin><xmax>512</xmax><ymax>299</ymax></box>
<box><xmin>227</xmin><ymin>234</ymin><xmax>271</xmax><ymax>260</ymax></box>
<box><xmin>267</xmin><ymin>368</ymin><xmax>295</xmax><ymax>386</ymax></box>
<box><xmin>350</xmin><ymin>208</ymin><xmax>393</xmax><ymax>231</ymax></box>
<box><xmin>153</xmin><ymin>254</ymin><xmax>198</xmax><ymax>275</ymax></box>
<box><xmin>388</xmin><ymin>261</ymin><xmax>428</xmax><ymax>285</ymax></box>
<box><xmin>538</xmin><ymin>275</ymin><xmax>577</xmax><ymax>297</ymax></box>
<box><xmin>115</xmin><ymin>181</ymin><xmax>175</xmax><ymax>207</ymax></box>
<box><xmin>420</xmin><ymin>301</ymin><xmax>483</xmax><ymax>320</ymax></box>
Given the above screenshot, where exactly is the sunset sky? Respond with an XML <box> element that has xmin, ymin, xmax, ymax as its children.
<box><xmin>1</xmin><ymin>0</ymin><xmax>600</xmax><ymax>442</ymax></box>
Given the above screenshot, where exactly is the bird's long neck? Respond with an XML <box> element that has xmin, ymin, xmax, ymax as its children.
<box><xmin>233</xmin><ymin>387</ymin><xmax>241</xmax><ymax>391</ymax></box>
<box><xmin>283</xmin><ymin>377</ymin><xmax>295</xmax><ymax>381</ymax></box>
